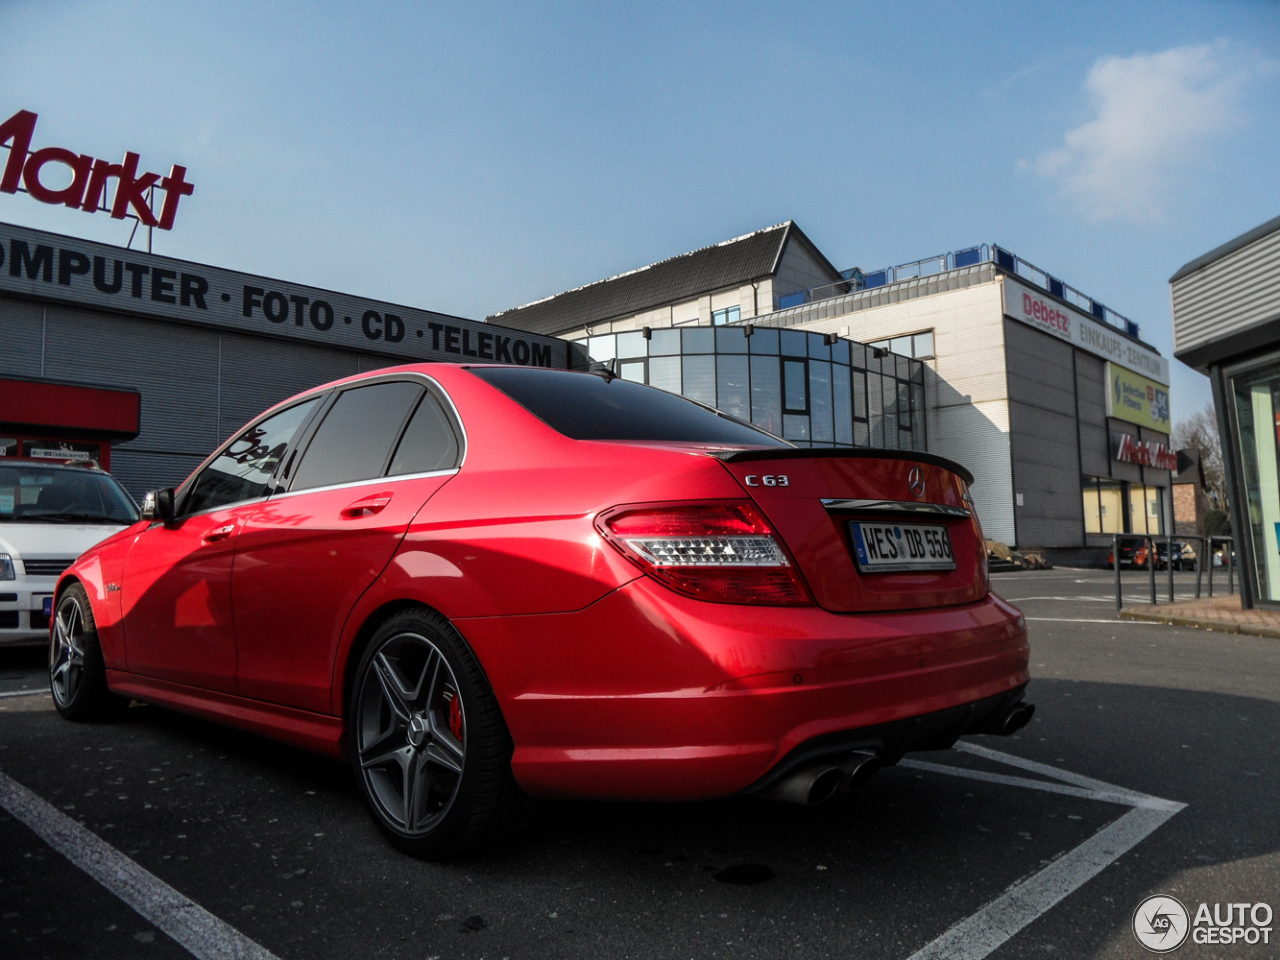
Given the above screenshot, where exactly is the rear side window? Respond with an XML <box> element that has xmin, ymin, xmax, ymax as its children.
<box><xmin>470</xmin><ymin>367</ymin><xmax>788</xmax><ymax>445</ymax></box>
<box><xmin>291</xmin><ymin>382</ymin><xmax>424</xmax><ymax>491</ymax></box>
<box><xmin>388</xmin><ymin>393</ymin><xmax>460</xmax><ymax>476</ymax></box>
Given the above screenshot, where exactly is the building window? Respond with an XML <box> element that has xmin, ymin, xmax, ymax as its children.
<box><xmin>783</xmin><ymin>359</ymin><xmax>808</xmax><ymax>413</ymax></box>
<box><xmin>867</xmin><ymin>329</ymin><xmax>935</xmax><ymax>361</ymax></box>
<box><xmin>1082</xmin><ymin>476</ymin><xmax>1162</xmax><ymax>536</ymax></box>
<box><xmin>712</xmin><ymin>305</ymin><xmax>741</xmax><ymax>326</ymax></box>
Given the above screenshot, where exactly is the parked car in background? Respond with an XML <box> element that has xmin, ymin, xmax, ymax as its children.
<box><xmin>1107</xmin><ymin>538</ymin><xmax>1154</xmax><ymax>569</ymax></box>
<box><xmin>1155</xmin><ymin>540</ymin><xmax>1197</xmax><ymax>571</ymax></box>
<box><xmin>0</xmin><ymin>460</ymin><xmax>139</xmax><ymax>644</ymax></box>
<box><xmin>50</xmin><ymin>364</ymin><xmax>1031</xmax><ymax>857</ymax></box>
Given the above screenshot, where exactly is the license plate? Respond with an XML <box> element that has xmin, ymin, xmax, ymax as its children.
<box><xmin>850</xmin><ymin>522</ymin><xmax>955</xmax><ymax>572</ymax></box>
<box><xmin>40</xmin><ymin>595</ymin><xmax>53</xmax><ymax>616</ymax></box>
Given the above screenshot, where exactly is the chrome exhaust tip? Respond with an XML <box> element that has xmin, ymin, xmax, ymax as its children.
<box><xmin>759</xmin><ymin>763</ymin><xmax>846</xmax><ymax>805</ymax></box>
<box><xmin>843</xmin><ymin>751</ymin><xmax>881</xmax><ymax>791</ymax></box>
<box><xmin>1000</xmin><ymin>702</ymin><xmax>1035</xmax><ymax>735</ymax></box>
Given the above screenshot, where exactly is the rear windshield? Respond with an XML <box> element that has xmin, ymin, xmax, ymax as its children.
<box><xmin>470</xmin><ymin>367</ymin><xmax>789</xmax><ymax>446</ymax></box>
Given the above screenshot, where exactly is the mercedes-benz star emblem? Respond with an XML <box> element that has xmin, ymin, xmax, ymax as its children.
<box><xmin>908</xmin><ymin>466</ymin><xmax>925</xmax><ymax>499</ymax></box>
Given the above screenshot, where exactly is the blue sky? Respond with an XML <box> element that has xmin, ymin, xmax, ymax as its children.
<box><xmin>3</xmin><ymin>0</ymin><xmax>1278</xmax><ymax>421</ymax></box>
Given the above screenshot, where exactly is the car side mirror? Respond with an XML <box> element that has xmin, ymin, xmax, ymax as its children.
<box><xmin>141</xmin><ymin>488</ymin><xmax>176</xmax><ymax>523</ymax></box>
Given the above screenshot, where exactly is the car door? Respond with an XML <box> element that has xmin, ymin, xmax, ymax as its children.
<box><xmin>121</xmin><ymin>397</ymin><xmax>321</xmax><ymax>692</ymax></box>
<box><xmin>232</xmin><ymin>377</ymin><xmax>463</xmax><ymax>712</ymax></box>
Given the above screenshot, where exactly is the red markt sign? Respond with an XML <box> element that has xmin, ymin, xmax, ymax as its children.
<box><xmin>1115</xmin><ymin>433</ymin><xmax>1178</xmax><ymax>471</ymax></box>
<box><xmin>0</xmin><ymin>109</ymin><xmax>194</xmax><ymax>230</ymax></box>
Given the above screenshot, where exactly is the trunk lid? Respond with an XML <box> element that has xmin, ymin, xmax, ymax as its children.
<box><xmin>711</xmin><ymin>449</ymin><xmax>986</xmax><ymax>612</ymax></box>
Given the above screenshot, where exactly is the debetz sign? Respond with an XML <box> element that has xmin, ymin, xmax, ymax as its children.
<box><xmin>1003</xmin><ymin>278</ymin><xmax>1169</xmax><ymax>385</ymax></box>
<box><xmin>0</xmin><ymin>109</ymin><xmax>194</xmax><ymax>230</ymax></box>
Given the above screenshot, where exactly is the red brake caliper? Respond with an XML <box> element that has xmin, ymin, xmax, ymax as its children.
<box><xmin>448</xmin><ymin>692</ymin><xmax>464</xmax><ymax>742</ymax></box>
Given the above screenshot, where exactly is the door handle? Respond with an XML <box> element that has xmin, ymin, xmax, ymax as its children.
<box><xmin>202</xmin><ymin>524</ymin><xmax>236</xmax><ymax>544</ymax></box>
<box><xmin>341</xmin><ymin>493</ymin><xmax>392</xmax><ymax>519</ymax></box>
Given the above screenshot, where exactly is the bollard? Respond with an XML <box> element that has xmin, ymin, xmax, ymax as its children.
<box><xmin>1194</xmin><ymin>535</ymin><xmax>1203</xmax><ymax>599</ymax></box>
<box><xmin>1114</xmin><ymin>533</ymin><xmax>1122</xmax><ymax>612</ymax></box>
<box><xmin>1167</xmin><ymin>535</ymin><xmax>1175</xmax><ymax>603</ymax></box>
<box><xmin>1148</xmin><ymin>537</ymin><xmax>1157</xmax><ymax>605</ymax></box>
<box><xmin>1229</xmin><ymin>540</ymin><xmax>1235</xmax><ymax>595</ymax></box>
<box><xmin>1207</xmin><ymin>536</ymin><xmax>1215</xmax><ymax>597</ymax></box>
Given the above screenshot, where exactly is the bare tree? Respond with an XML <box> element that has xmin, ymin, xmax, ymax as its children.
<box><xmin>1172</xmin><ymin>404</ymin><xmax>1226</xmax><ymax>509</ymax></box>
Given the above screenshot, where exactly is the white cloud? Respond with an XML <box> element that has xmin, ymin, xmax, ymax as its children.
<box><xmin>1029</xmin><ymin>41</ymin><xmax>1261</xmax><ymax>222</ymax></box>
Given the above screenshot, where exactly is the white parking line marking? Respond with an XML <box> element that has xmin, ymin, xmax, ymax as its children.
<box><xmin>0</xmin><ymin>769</ymin><xmax>281</xmax><ymax>960</ymax></box>
<box><xmin>0</xmin><ymin>688</ymin><xmax>49</xmax><ymax>699</ymax></box>
<box><xmin>1024</xmin><ymin>618</ymin><xmax>1163</xmax><ymax>624</ymax></box>
<box><xmin>901</xmin><ymin>745</ymin><xmax>1186</xmax><ymax>960</ymax></box>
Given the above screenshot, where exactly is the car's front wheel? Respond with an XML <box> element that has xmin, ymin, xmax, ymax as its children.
<box><xmin>348</xmin><ymin>608</ymin><xmax>534</xmax><ymax>858</ymax></box>
<box><xmin>49</xmin><ymin>583</ymin><xmax>128</xmax><ymax>721</ymax></box>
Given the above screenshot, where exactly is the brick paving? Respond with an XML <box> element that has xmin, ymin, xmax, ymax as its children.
<box><xmin>1120</xmin><ymin>592</ymin><xmax>1280</xmax><ymax>639</ymax></box>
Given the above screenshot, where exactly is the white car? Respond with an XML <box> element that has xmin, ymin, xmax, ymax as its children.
<box><xmin>0</xmin><ymin>460</ymin><xmax>139</xmax><ymax>645</ymax></box>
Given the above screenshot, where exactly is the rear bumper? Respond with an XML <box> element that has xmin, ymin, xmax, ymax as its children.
<box><xmin>459</xmin><ymin>579</ymin><xmax>1029</xmax><ymax>801</ymax></box>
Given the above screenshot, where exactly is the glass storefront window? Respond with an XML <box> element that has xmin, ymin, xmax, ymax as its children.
<box><xmin>783</xmin><ymin>360</ymin><xmax>808</xmax><ymax>412</ymax></box>
<box><xmin>648</xmin><ymin>356</ymin><xmax>681</xmax><ymax>394</ymax></box>
<box><xmin>1082</xmin><ymin>479</ymin><xmax>1102</xmax><ymax>534</ymax></box>
<box><xmin>649</xmin><ymin>329</ymin><xmax>681</xmax><ymax>355</ymax></box>
<box><xmin>616</xmin><ymin>331</ymin><xmax>647</xmax><ymax>359</ymax></box>
<box><xmin>577</xmin><ymin>323</ymin><xmax>924</xmax><ymax>452</ymax></box>
<box><xmin>716</xmin><ymin>327</ymin><xmax>748</xmax><ymax>353</ymax></box>
<box><xmin>1127</xmin><ymin>484</ymin><xmax>1149</xmax><ymax>534</ymax></box>
<box><xmin>588</xmin><ymin>335</ymin><xmax>616</xmax><ymax>362</ymax></box>
<box><xmin>716</xmin><ymin>354</ymin><xmax>750</xmax><ymax>422</ymax></box>
<box><xmin>682</xmin><ymin>354</ymin><xmax>716</xmax><ymax>406</ymax></box>
<box><xmin>682</xmin><ymin>327</ymin><xmax>714</xmax><ymax>354</ymax></box>
<box><xmin>833</xmin><ymin>364</ymin><xmax>853</xmax><ymax>446</ymax></box>
<box><xmin>1098</xmin><ymin>480</ymin><xmax>1123</xmax><ymax>534</ymax></box>
<box><xmin>783</xmin><ymin>414</ymin><xmax>810</xmax><ymax>441</ymax></box>
<box><xmin>809</xmin><ymin>361</ymin><xmax>833</xmax><ymax>442</ymax></box>
<box><xmin>749</xmin><ymin>328</ymin><xmax>779</xmax><ymax>354</ymax></box>
<box><xmin>750</xmin><ymin>355</ymin><xmax>781</xmax><ymax>436</ymax></box>
<box><xmin>618</xmin><ymin>359</ymin><xmax>646</xmax><ymax>383</ymax></box>
<box><xmin>1231</xmin><ymin>365</ymin><xmax>1280</xmax><ymax>601</ymax></box>
<box><xmin>781</xmin><ymin>330</ymin><xmax>808</xmax><ymax>357</ymax></box>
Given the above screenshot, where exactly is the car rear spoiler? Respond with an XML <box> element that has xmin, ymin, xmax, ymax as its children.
<box><xmin>705</xmin><ymin>447</ymin><xmax>975</xmax><ymax>485</ymax></box>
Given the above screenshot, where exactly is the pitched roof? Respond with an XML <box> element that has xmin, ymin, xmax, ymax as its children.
<box><xmin>487</xmin><ymin>221</ymin><xmax>837</xmax><ymax>336</ymax></box>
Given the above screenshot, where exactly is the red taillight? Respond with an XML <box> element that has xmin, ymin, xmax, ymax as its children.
<box><xmin>596</xmin><ymin>501</ymin><xmax>812</xmax><ymax>606</ymax></box>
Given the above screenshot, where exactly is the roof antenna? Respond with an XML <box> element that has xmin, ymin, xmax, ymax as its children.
<box><xmin>588</xmin><ymin>357</ymin><xmax>618</xmax><ymax>381</ymax></box>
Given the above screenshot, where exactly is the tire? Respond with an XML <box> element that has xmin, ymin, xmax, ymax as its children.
<box><xmin>348</xmin><ymin>608</ymin><xmax>536</xmax><ymax>858</ymax></box>
<box><xmin>49</xmin><ymin>583</ymin><xmax>129</xmax><ymax>722</ymax></box>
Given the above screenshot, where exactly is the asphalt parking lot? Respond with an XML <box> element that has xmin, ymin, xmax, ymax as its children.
<box><xmin>1</xmin><ymin>568</ymin><xmax>1277</xmax><ymax>960</ymax></box>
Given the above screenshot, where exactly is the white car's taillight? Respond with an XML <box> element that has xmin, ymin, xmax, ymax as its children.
<box><xmin>596</xmin><ymin>501</ymin><xmax>812</xmax><ymax>606</ymax></box>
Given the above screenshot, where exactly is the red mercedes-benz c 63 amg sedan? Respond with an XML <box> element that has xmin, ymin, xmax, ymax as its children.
<box><xmin>50</xmin><ymin>363</ymin><xmax>1031</xmax><ymax>857</ymax></box>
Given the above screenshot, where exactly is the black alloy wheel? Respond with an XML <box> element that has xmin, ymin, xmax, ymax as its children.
<box><xmin>49</xmin><ymin>583</ymin><xmax>128</xmax><ymax>721</ymax></box>
<box><xmin>349</xmin><ymin>608</ymin><xmax>535</xmax><ymax>858</ymax></box>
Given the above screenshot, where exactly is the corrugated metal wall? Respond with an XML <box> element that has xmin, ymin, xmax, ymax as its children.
<box><xmin>1172</xmin><ymin>226</ymin><xmax>1280</xmax><ymax>357</ymax></box>
<box><xmin>1076</xmin><ymin>354</ymin><xmax>1110</xmax><ymax>478</ymax></box>
<box><xmin>1005</xmin><ymin>319</ymin><xmax>1084</xmax><ymax>547</ymax></box>
<box><xmin>1</xmin><ymin>293</ymin><xmax>372</xmax><ymax>498</ymax></box>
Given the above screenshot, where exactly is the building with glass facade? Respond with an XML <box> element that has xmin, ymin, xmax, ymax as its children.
<box><xmin>493</xmin><ymin>223</ymin><xmax>1173</xmax><ymax>562</ymax></box>
<box><xmin>579</xmin><ymin>325</ymin><xmax>926</xmax><ymax>451</ymax></box>
<box><xmin>1172</xmin><ymin>214</ymin><xmax>1280</xmax><ymax>608</ymax></box>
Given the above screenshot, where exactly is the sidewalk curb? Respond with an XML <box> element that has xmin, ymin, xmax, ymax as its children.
<box><xmin>1118</xmin><ymin>609</ymin><xmax>1280</xmax><ymax>640</ymax></box>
